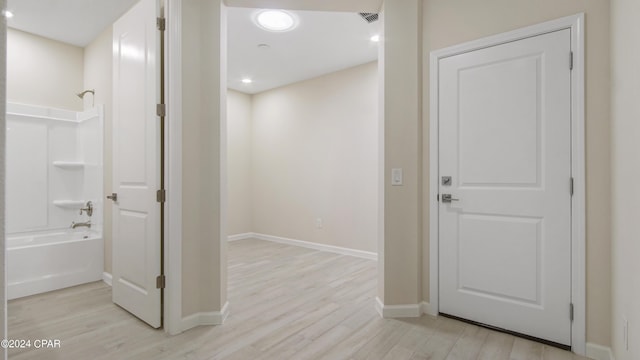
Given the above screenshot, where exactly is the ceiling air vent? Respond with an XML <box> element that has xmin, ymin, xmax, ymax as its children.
<box><xmin>358</xmin><ymin>13</ymin><xmax>379</xmax><ymax>23</ymax></box>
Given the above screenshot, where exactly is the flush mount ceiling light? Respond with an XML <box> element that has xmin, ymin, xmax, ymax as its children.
<box><xmin>3</xmin><ymin>10</ymin><xmax>14</xmax><ymax>18</ymax></box>
<box><xmin>241</xmin><ymin>78</ymin><xmax>253</xmax><ymax>84</ymax></box>
<box><xmin>370</xmin><ymin>34</ymin><xmax>380</xmax><ymax>42</ymax></box>
<box><xmin>254</xmin><ymin>10</ymin><xmax>298</xmax><ymax>32</ymax></box>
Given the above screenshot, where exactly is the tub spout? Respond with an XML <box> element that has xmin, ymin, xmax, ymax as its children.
<box><xmin>71</xmin><ymin>221</ymin><xmax>91</xmax><ymax>229</ymax></box>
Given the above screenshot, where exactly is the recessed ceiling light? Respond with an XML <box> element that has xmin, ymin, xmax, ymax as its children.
<box><xmin>370</xmin><ymin>35</ymin><xmax>380</xmax><ymax>42</ymax></box>
<box><xmin>3</xmin><ymin>10</ymin><xmax>14</xmax><ymax>18</ymax></box>
<box><xmin>254</xmin><ymin>10</ymin><xmax>298</xmax><ymax>32</ymax></box>
<box><xmin>241</xmin><ymin>78</ymin><xmax>253</xmax><ymax>84</ymax></box>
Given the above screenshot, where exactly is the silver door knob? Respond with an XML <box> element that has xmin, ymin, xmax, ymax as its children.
<box><xmin>106</xmin><ymin>193</ymin><xmax>118</xmax><ymax>202</ymax></box>
<box><xmin>441</xmin><ymin>194</ymin><xmax>459</xmax><ymax>203</ymax></box>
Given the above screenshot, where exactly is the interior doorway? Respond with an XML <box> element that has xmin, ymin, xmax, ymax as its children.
<box><xmin>4</xmin><ymin>1</ymin><xmax>169</xmax><ymax>357</ymax></box>
<box><xmin>224</xmin><ymin>4</ymin><xmax>381</xmax><ymax>316</ymax></box>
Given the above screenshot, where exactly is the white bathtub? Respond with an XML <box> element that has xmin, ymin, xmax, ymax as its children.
<box><xmin>7</xmin><ymin>230</ymin><xmax>103</xmax><ymax>300</ymax></box>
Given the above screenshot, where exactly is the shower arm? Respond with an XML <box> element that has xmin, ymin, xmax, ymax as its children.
<box><xmin>76</xmin><ymin>89</ymin><xmax>95</xmax><ymax>107</ymax></box>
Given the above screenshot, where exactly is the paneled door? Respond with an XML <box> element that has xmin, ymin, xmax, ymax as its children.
<box><xmin>438</xmin><ymin>29</ymin><xmax>572</xmax><ymax>345</ymax></box>
<box><xmin>111</xmin><ymin>0</ymin><xmax>162</xmax><ymax>328</ymax></box>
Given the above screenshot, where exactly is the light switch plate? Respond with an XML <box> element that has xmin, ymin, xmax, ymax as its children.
<box><xmin>391</xmin><ymin>168</ymin><xmax>403</xmax><ymax>186</ymax></box>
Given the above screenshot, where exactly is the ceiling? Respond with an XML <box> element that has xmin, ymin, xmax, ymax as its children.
<box><xmin>6</xmin><ymin>0</ymin><xmax>140</xmax><ymax>47</ymax></box>
<box><xmin>6</xmin><ymin>0</ymin><xmax>380</xmax><ymax>94</ymax></box>
<box><xmin>225</xmin><ymin>0</ymin><xmax>382</xmax><ymax>13</ymax></box>
<box><xmin>227</xmin><ymin>8</ymin><xmax>379</xmax><ymax>94</ymax></box>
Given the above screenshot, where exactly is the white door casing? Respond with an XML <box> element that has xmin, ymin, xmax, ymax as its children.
<box><xmin>112</xmin><ymin>0</ymin><xmax>162</xmax><ymax>328</ymax></box>
<box><xmin>437</xmin><ymin>28</ymin><xmax>573</xmax><ymax>346</ymax></box>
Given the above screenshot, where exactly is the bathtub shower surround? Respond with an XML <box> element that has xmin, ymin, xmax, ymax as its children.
<box><xmin>6</xmin><ymin>102</ymin><xmax>104</xmax><ymax>300</ymax></box>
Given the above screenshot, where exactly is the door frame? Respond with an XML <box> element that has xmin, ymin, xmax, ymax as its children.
<box><xmin>428</xmin><ymin>14</ymin><xmax>586</xmax><ymax>355</ymax></box>
<box><xmin>164</xmin><ymin>0</ymin><xmax>183</xmax><ymax>335</ymax></box>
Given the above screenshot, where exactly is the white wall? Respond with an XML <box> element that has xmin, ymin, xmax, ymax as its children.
<box><xmin>181</xmin><ymin>0</ymin><xmax>227</xmax><ymax>317</ymax></box>
<box><xmin>227</xmin><ymin>90</ymin><xmax>252</xmax><ymax>235</ymax></box>
<box><xmin>248</xmin><ymin>62</ymin><xmax>378</xmax><ymax>253</ymax></box>
<box><xmin>611</xmin><ymin>0</ymin><xmax>640</xmax><ymax>358</ymax></box>
<box><xmin>84</xmin><ymin>26</ymin><xmax>113</xmax><ymax>274</ymax></box>
<box><xmin>378</xmin><ymin>0</ymin><xmax>422</xmax><ymax>306</ymax></box>
<box><xmin>7</xmin><ymin>28</ymin><xmax>84</xmax><ymax>111</ymax></box>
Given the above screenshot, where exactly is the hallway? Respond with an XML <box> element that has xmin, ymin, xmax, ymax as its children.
<box><xmin>8</xmin><ymin>239</ymin><xmax>585</xmax><ymax>359</ymax></box>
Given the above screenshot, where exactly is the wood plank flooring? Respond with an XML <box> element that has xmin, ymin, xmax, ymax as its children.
<box><xmin>8</xmin><ymin>238</ymin><xmax>589</xmax><ymax>360</ymax></box>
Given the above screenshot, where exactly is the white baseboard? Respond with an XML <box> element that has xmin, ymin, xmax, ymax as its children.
<box><xmin>375</xmin><ymin>297</ymin><xmax>421</xmax><ymax>318</ymax></box>
<box><xmin>228</xmin><ymin>233</ymin><xmax>253</xmax><ymax>242</ymax></box>
<box><xmin>181</xmin><ymin>301</ymin><xmax>229</xmax><ymax>332</ymax></box>
<box><xmin>228</xmin><ymin>232</ymin><xmax>378</xmax><ymax>261</ymax></box>
<box><xmin>420</xmin><ymin>301</ymin><xmax>436</xmax><ymax>316</ymax></box>
<box><xmin>375</xmin><ymin>298</ymin><xmax>435</xmax><ymax>319</ymax></box>
<box><xmin>586</xmin><ymin>343</ymin><xmax>615</xmax><ymax>360</ymax></box>
<box><xmin>102</xmin><ymin>272</ymin><xmax>112</xmax><ymax>286</ymax></box>
<box><xmin>375</xmin><ymin>297</ymin><xmax>384</xmax><ymax>317</ymax></box>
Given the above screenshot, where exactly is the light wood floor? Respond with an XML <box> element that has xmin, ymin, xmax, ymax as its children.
<box><xmin>8</xmin><ymin>238</ymin><xmax>589</xmax><ymax>360</ymax></box>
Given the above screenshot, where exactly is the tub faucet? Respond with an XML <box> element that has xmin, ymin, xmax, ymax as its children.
<box><xmin>71</xmin><ymin>220</ymin><xmax>91</xmax><ymax>229</ymax></box>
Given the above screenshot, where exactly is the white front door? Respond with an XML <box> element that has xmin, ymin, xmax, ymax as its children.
<box><xmin>111</xmin><ymin>0</ymin><xmax>162</xmax><ymax>328</ymax></box>
<box><xmin>438</xmin><ymin>29</ymin><xmax>572</xmax><ymax>345</ymax></box>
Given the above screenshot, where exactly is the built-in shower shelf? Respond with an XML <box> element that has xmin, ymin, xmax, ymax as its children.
<box><xmin>53</xmin><ymin>200</ymin><xmax>85</xmax><ymax>208</ymax></box>
<box><xmin>52</xmin><ymin>161</ymin><xmax>85</xmax><ymax>169</ymax></box>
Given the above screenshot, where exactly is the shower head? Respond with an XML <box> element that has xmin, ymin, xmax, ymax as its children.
<box><xmin>76</xmin><ymin>89</ymin><xmax>95</xmax><ymax>99</ymax></box>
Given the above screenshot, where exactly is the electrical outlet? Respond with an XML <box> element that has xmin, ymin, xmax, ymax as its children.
<box><xmin>623</xmin><ymin>317</ymin><xmax>629</xmax><ymax>351</ymax></box>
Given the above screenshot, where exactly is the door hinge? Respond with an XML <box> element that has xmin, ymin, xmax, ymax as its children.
<box><xmin>570</xmin><ymin>177</ymin><xmax>574</xmax><ymax>196</ymax></box>
<box><xmin>570</xmin><ymin>303</ymin><xmax>574</xmax><ymax>321</ymax></box>
<box><xmin>437</xmin><ymin>193</ymin><xmax>440</xmax><ymax>202</ymax></box>
<box><xmin>156</xmin><ymin>274</ymin><xmax>166</xmax><ymax>289</ymax></box>
<box><xmin>157</xmin><ymin>17</ymin><xmax>166</xmax><ymax>31</ymax></box>
<box><xmin>156</xmin><ymin>103</ymin><xmax>166</xmax><ymax>117</ymax></box>
<box><xmin>569</xmin><ymin>51</ymin><xmax>574</xmax><ymax>70</ymax></box>
<box><xmin>156</xmin><ymin>189</ymin><xmax>166</xmax><ymax>203</ymax></box>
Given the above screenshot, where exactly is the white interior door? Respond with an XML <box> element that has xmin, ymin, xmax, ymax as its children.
<box><xmin>111</xmin><ymin>0</ymin><xmax>161</xmax><ymax>328</ymax></box>
<box><xmin>438</xmin><ymin>29</ymin><xmax>572</xmax><ymax>345</ymax></box>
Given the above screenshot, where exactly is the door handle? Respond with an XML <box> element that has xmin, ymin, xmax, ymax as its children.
<box><xmin>107</xmin><ymin>193</ymin><xmax>118</xmax><ymax>202</ymax></box>
<box><xmin>441</xmin><ymin>194</ymin><xmax>459</xmax><ymax>203</ymax></box>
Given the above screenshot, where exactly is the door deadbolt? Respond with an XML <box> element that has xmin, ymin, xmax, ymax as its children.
<box><xmin>441</xmin><ymin>176</ymin><xmax>452</xmax><ymax>186</ymax></box>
